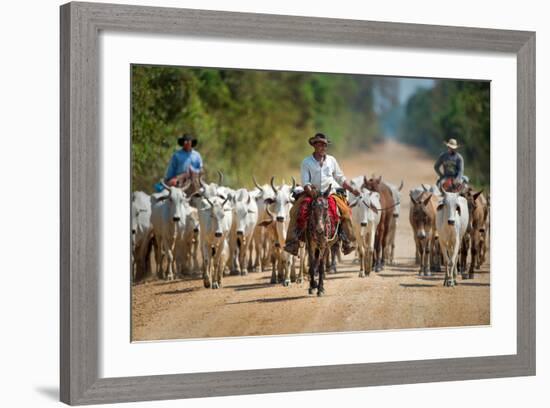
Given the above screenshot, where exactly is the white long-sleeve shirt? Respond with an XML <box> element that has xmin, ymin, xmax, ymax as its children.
<box><xmin>300</xmin><ymin>154</ymin><xmax>346</xmax><ymax>194</ymax></box>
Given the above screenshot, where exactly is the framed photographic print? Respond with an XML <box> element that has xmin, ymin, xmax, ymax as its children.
<box><xmin>60</xmin><ymin>1</ymin><xmax>535</xmax><ymax>405</ymax></box>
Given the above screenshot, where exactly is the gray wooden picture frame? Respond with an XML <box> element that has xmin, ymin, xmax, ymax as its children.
<box><xmin>60</xmin><ymin>1</ymin><xmax>536</xmax><ymax>405</ymax></box>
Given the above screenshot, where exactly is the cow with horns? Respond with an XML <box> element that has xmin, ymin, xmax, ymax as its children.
<box><xmin>263</xmin><ymin>176</ymin><xmax>298</xmax><ymax>286</ymax></box>
<box><xmin>435</xmin><ymin>187</ymin><xmax>469</xmax><ymax>287</ymax></box>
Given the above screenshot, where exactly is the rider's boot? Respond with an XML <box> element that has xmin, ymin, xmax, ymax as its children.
<box><xmin>284</xmin><ymin>239</ymin><xmax>300</xmax><ymax>256</ymax></box>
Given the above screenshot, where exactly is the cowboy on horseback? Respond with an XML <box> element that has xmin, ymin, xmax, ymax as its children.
<box><xmin>164</xmin><ymin>134</ymin><xmax>203</xmax><ymax>187</ymax></box>
<box><xmin>284</xmin><ymin>133</ymin><xmax>361</xmax><ymax>256</ymax></box>
<box><xmin>434</xmin><ymin>138</ymin><xmax>469</xmax><ymax>192</ymax></box>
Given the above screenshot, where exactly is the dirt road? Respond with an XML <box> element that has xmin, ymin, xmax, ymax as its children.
<box><xmin>132</xmin><ymin>140</ymin><xmax>490</xmax><ymax>341</ymax></box>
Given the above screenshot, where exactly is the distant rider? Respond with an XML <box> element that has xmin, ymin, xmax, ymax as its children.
<box><xmin>434</xmin><ymin>138</ymin><xmax>469</xmax><ymax>191</ymax></box>
<box><xmin>164</xmin><ymin>134</ymin><xmax>203</xmax><ymax>187</ymax></box>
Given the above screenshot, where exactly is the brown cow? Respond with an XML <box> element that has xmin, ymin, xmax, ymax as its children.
<box><xmin>362</xmin><ymin>175</ymin><xmax>395</xmax><ymax>272</ymax></box>
<box><xmin>408</xmin><ymin>191</ymin><xmax>438</xmax><ymax>276</ymax></box>
<box><xmin>462</xmin><ymin>189</ymin><xmax>489</xmax><ymax>278</ymax></box>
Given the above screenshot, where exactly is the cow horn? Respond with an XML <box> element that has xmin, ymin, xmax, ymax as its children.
<box><xmin>217</xmin><ymin>170</ymin><xmax>224</xmax><ymax>186</ymax></box>
<box><xmin>199</xmin><ymin>175</ymin><xmax>207</xmax><ymax>190</ymax></box>
<box><xmin>422</xmin><ymin>184</ymin><xmax>428</xmax><ymax>192</ymax></box>
<box><xmin>160</xmin><ymin>180</ymin><xmax>170</xmax><ymax>191</ymax></box>
<box><xmin>409</xmin><ymin>192</ymin><xmax>418</xmax><ymax>205</ymax></box>
<box><xmin>270</xmin><ymin>176</ymin><xmax>278</xmax><ymax>194</ymax></box>
<box><xmin>291</xmin><ymin>176</ymin><xmax>296</xmax><ymax>191</ymax></box>
<box><xmin>247</xmin><ymin>194</ymin><xmax>251</xmax><ymax>205</ymax></box>
<box><xmin>252</xmin><ymin>175</ymin><xmax>264</xmax><ymax>192</ymax></box>
<box><xmin>398</xmin><ymin>180</ymin><xmax>404</xmax><ymax>191</ymax></box>
<box><xmin>181</xmin><ymin>179</ymin><xmax>192</xmax><ymax>192</ymax></box>
<box><xmin>323</xmin><ymin>184</ymin><xmax>332</xmax><ymax>198</ymax></box>
<box><xmin>363</xmin><ymin>175</ymin><xmax>368</xmax><ymax>188</ymax></box>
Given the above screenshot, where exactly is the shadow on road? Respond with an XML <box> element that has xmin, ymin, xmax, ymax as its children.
<box><xmin>158</xmin><ymin>287</ymin><xmax>197</xmax><ymax>296</ymax></box>
<box><xmin>377</xmin><ymin>273</ymin><xmax>414</xmax><ymax>278</ymax></box>
<box><xmin>400</xmin><ymin>283</ymin><xmax>436</xmax><ymax>288</ymax></box>
<box><xmin>225</xmin><ymin>282</ymin><xmax>274</xmax><ymax>291</ymax></box>
<box><xmin>227</xmin><ymin>295</ymin><xmax>315</xmax><ymax>305</ymax></box>
<box><xmin>458</xmin><ymin>282</ymin><xmax>491</xmax><ymax>287</ymax></box>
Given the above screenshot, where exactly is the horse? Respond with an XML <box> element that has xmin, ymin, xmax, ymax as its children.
<box><xmin>304</xmin><ymin>184</ymin><xmax>340</xmax><ymax>296</ymax></box>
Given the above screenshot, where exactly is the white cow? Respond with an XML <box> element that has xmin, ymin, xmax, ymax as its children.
<box><xmin>228</xmin><ymin>188</ymin><xmax>259</xmax><ymax>275</ymax></box>
<box><xmin>382</xmin><ymin>180</ymin><xmax>403</xmax><ymax>265</ymax></box>
<box><xmin>350</xmin><ymin>189</ymin><xmax>381</xmax><ymax>277</ymax></box>
<box><xmin>251</xmin><ymin>177</ymin><xmax>276</xmax><ymax>272</ymax></box>
<box><xmin>198</xmin><ymin>195</ymin><xmax>233</xmax><ymax>289</ymax></box>
<box><xmin>150</xmin><ymin>184</ymin><xmax>191</xmax><ymax>281</ymax></box>
<box><xmin>265</xmin><ymin>177</ymin><xmax>295</xmax><ymax>286</ymax></box>
<box><xmin>131</xmin><ymin>191</ymin><xmax>154</xmax><ymax>282</ymax></box>
<box><xmin>173</xmin><ymin>204</ymin><xmax>201</xmax><ymax>277</ymax></box>
<box><xmin>435</xmin><ymin>190</ymin><xmax>469</xmax><ymax>287</ymax></box>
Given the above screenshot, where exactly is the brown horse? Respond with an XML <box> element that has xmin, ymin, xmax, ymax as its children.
<box><xmin>305</xmin><ymin>185</ymin><xmax>339</xmax><ymax>296</ymax></box>
<box><xmin>362</xmin><ymin>176</ymin><xmax>395</xmax><ymax>272</ymax></box>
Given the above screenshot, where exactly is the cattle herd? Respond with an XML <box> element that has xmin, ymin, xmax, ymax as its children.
<box><xmin>131</xmin><ymin>172</ymin><xmax>489</xmax><ymax>292</ymax></box>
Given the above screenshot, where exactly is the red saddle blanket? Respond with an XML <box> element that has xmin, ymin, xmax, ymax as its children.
<box><xmin>297</xmin><ymin>195</ymin><xmax>339</xmax><ymax>232</ymax></box>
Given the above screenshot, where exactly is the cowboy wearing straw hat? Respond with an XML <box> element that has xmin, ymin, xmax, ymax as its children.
<box><xmin>284</xmin><ymin>133</ymin><xmax>361</xmax><ymax>257</ymax></box>
<box><xmin>434</xmin><ymin>138</ymin><xmax>469</xmax><ymax>190</ymax></box>
<box><xmin>164</xmin><ymin>134</ymin><xmax>203</xmax><ymax>187</ymax></box>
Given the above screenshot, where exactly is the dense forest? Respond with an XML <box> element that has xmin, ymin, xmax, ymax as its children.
<box><xmin>398</xmin><ymin>80</ymin><xmax>490</xmax><ymax>187</ymax></box>
<box><xmin>131</xmin><ymin>65</ymin><xmax>394</xmax><ymax>191</ymax></box>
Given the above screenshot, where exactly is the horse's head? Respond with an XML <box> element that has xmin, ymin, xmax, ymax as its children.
<box><xmin>308</xmin><ymin>184</ymin><xmax>333</xmax><ymax>240</ymax></box>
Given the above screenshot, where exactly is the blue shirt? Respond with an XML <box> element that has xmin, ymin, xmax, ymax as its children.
<box><xmin>165</xmin><ymin>149</ymin><xmax>203</xmax><ymax>180</ymax></box>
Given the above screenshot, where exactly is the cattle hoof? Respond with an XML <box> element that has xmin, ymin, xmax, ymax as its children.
<box><xmin>308</xmin><ymin>287</ymin><xmax>315</xmax><ymax>295</ymax></box>
<box><xmin>296</xmin><ymin>278</ymin><xmax>303</xmax><ymax>284</ymax></box>
<box><xmin>358</xmin><ymin>272</ymin><xmax>365</xmax><ymax>278</ymax></box>
<box><xmin>212</xmin><ymin>282</ymin><xmax>219</xmax><ymax>289</ymax></box>
<box><xmin>240</xmin><ymin>271</ymin><xmax>248</xmax><ymax>276</ymax></box>
<box><xmin>317</xmin><ymin>289</ymin><xmax>325</xmax><ymax>297</ymax></box>
<box><xmin>204</xmin><ymin>281</ymin><xmax>211</xmax><ymax>289</ymax></box>
<box><xmin>270</xmin><ymin>278</ymin><xmax>277</xmax><ymax>284</ymax></box>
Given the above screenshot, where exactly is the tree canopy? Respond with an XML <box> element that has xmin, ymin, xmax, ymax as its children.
<box><xmin>131</xmin><ymin>65</ymin><xmax>386</xmax><ymax>191</ymax></box>
<box><xmin>398</xmin><ymin>80</ymin><xmax>490</xmax><ymax>188</ymax></box>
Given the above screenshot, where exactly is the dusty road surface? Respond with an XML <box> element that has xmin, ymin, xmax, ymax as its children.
<box><xmin>132</xmin><ymin>140</ymin><xmax>490</xmax><ymax>341</ymax></box>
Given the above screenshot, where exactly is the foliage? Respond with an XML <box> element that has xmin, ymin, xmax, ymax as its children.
<box><xmin>131</xmin><ymin>65</ymin><xmax>387</xmax><ymax>191</ymax></box>
<box><xmin>398</xmin><ymin>81</ymin><xmax>490</xmax><ymax>188</ymax></box>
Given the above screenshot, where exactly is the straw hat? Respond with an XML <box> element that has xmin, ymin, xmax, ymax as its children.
<box><xmin>308</xmin><ymin>133</ymin><xmax>331</xmax><ymax>146</ymax></box>
<box><xmin>444</xmin><ymin>138</ymin><xmax>459</xmax><ymax>150</ymax></box>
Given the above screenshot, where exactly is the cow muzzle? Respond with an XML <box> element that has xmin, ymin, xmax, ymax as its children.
<box><xmin>276</xmin><ymin>216</ymin><xmax>285</xmax><ymax>223</ymax></box>
<box><xmin>173</xmin><ymin>216</ymin><xmax>181</xmax><ymax>222</ymax></box>
<box><xmin>417</xmin><ymin>231</ymin><xmax>426</xmax><ymax>239</ymax></box>
<box><xmin>236</xmin><ymin>230</ymin><xmax>244</xmax><ymax>236</ymax></box>
<box><xmin>131</xmin><ymin>229</ymin><xmax>136</xmax><ymax>235</ymax></box>
<box><xmin>447</xmin><ymin>220</ymin><xmax>455</xmax><ymax>226</ymax></box>
<box><xmin>360</xmin><ymin>222</ymin><xmax>367</xmax><ymax>227</ymax></box>
<box><xmin>214</xmin><ymin>232</ymin><xmax>223</xmax><ymax>238</ymax></box>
